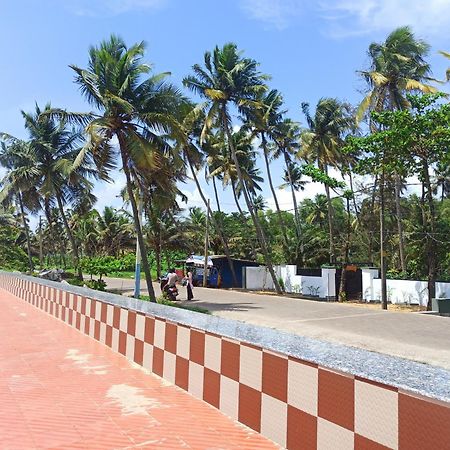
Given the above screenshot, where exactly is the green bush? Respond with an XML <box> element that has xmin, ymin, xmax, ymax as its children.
<box><xmin>84</xmin><ymin>279</ymin><xmax>107</xmax><ymax>291</ymax></box>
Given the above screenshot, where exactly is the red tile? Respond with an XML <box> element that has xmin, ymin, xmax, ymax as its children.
<box><xmin>134</xmin><ymin>339</ymin><xmax>144</xmax><ymax>366</ymax></box>
<box><xmin>127</xmin><ymin>310</ymin><xmax>136</xmax><ymax>336</ymax></box>
<box><xmin>221</xmin><ymin>339</ymin><xmax>240</xmax><ymax>381</ymax></box>
<box><xmin>118</xmin><ymin>331</ymin><xmax>127</xmax><ymax>355</ymax></box>
<box><xmin>239</xmin><ymin>384</ymin><xmax>262</xmax><ymax>432</ymax></box>
<box><xmin>153</xmin><ymin>347</ymin><xmax>164</xmax><ymax>377</ymax></box>
<box><xmin>144</xmin><ymin>317</ymin><xmax>154</xmax><ymax>344</ymax></box>
<box><xmin>113</xmin><ymin>306</ymin><xmax>121</xmax><ymax>329</ymax></box>
<box><xmin>355</xmin><ymin>434</ymin><xmax>392</xmax><ymax>450</ymax></box>
<box><xmin>90</xmin><ymin>299</ymin><xmax>96</xmax><ymax>318</ymax></box>
<box><xmin>80</xmin><ymin>297</ymin><xmax>86</xmax><ymax>315</ymax></box>
<box><xmin>203</xmin><ymin>368</ymin><xmax>221</xmax><ymax>408</ymax></box>
<box><xmin>262</xmin><ymin>351</ymin><xmax>288</xmax><ymax>402</ymax></box>
<box><xmin>318</xmin><ymin>368</ymin><xmax>354</xmax><ymax>431</ymax></box>
<box><xmin>75</xmin><ymin>312</ymin><xmax>81</xmax><ymax>331</ymax></box>
<box><xmin>100</xmin><ymin>302</ymin><xmax>107</xmax><ymax>323</ymax></box>
<box><xmin>84</xmin><ymin>317</ymin><xmax>90</xmax><ymax>335</ymax></box>
<box><xmin>287</xmin><ymin>405</ymin><xmax>317</xmax><ymax>450</ymax></box>
<box><xmin>175</xmin><ymin>357</ymin><xmax>189</xmax><ymax>391</ymax></box>
<box><xmin>105</xmin><ymin>325</ymin><xmax>113</xmax><ymax>347</ymax></box>
<box><xmin>190</xmin><ymin>330</ymin><xmax>205</xmax><ymax>365</ymax></box>
<box><xmin>94</xmin><ymin>320</ymin><xmax>101</xmax><ymax>341</ymax></box>
<box><xmin>399</xmin><ymin>393</ymin><xmax>450</xmax><ymax>450</ymax></box>
<box><xmin>165</xmin><ymin>323</ymin><xmax>177</xmax><ymax>354</ymax></box>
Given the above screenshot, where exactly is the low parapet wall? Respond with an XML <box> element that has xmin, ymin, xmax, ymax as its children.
<box><xmin>1</xmin><ymin>272</ymin><xmax>449</xmax><ymax>449</ymax></box>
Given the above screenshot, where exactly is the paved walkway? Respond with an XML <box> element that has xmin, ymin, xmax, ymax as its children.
<box><xmin>0</xmin><ymin>289</ymin><xmax>276</xmax><ymax>449</ymax></box>
<box><xmin>105</xmin><ymin>277</ymin><xmax>450</xmax><ymax>370</ymax></box>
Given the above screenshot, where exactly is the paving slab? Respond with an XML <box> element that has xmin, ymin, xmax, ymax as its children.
<box><xmin>105</xmin><ymin>277</ymin><xmax>450</xmax><ymax>369</ymax></box>
<box><xmin>0</xmin><ymin>288</ymin><xmax>277</xmax><ymax>449</ymax></box>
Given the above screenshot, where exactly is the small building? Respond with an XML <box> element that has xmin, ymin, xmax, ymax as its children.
<box><xmin>210</xmin><ymin>256</ymin><xmax>260</xmax><ymax>288</ymax></box>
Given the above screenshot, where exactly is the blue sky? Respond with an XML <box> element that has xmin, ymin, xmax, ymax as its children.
<box><xmin>1</xmin><ymin>0</ymin><xmax>449</xmax><ymax>218</ymax></box>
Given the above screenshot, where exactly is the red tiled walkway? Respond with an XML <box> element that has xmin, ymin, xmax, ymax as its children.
<box><xmin>0</xmin><ymin>289</ymin><xmax>277</xmax><ymax>449</ymax></box>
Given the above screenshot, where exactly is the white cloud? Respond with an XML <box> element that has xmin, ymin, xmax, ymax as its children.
<box><xmin>239</xmin><ymin>0</ymin><xmax>303</xmax><ymax>30</ymax></box>
<box><xmin>319</xmin><ymin>0</ymin><xmax>450</xmax><ymax>37</ymax></box>
<box><xmin>66</xmin><ymin>0</ymin><xmax>167</xmax><ymax>16</ymax></box>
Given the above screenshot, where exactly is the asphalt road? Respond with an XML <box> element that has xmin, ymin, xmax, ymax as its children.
<box><xmin>105</xmin><ymin>277</ymin><xmax>450</xmax><ymax>370</ymax></box>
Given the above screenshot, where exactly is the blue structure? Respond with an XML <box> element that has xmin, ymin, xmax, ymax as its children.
<box><xmin>210</xmin><ymin>256</ymin><xmax>260</xmax><ymax>288</ymax></box>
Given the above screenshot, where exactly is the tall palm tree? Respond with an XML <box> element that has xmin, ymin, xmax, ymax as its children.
<box><xmin>358</xmin><ymin>26</ymin><xmax>435</xmax><ymax>273</ymax></box>
<box><xmin>50</xmin><ymin>35</ymin><xmax>184</xmax><ymax>301</ymax></box>
<box><xmin>24</xmin><ymin>103</ymin><xmax>95</xmax><ymax>279</ymax></box>
<box><xmin>244</xmin><ymin>90</ymin><xmax>290</xmax><ymax>255</ymax></box>
<box><xmin>0</xmin><ymin>140</ymin><xmax>40</xmax><ymax>271</ymax></box>
<box><xmin>184</xmin><ymin>43</ymin><xmax>282</xmax><ymax>293</ymax></box>
<box><xmin>299</xmin><ymin>98</ymin><xmax>353</xmax><ymax>264</ymax></box>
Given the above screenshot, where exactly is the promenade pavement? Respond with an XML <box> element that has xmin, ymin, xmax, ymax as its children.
<box><xmin>0</xmin><ymin>288</ymin><xmax>277</xmax><ymax>449</ymax></box>
<box><xmin>105</xmin><ymin>277</ymin><xmax>450</xmax><ymax>370</ymax></box>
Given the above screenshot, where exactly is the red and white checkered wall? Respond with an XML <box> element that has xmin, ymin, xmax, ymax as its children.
<box><xmin>2</xmin><ymin>274</ymin><xmax>450</xmax><ymax>450</ymax></box>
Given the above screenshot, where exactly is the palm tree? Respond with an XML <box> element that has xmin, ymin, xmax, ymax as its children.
<box><xmin>23</xmin><ymin>103</ymin><xmax>96</xmax><ymax>279</ymax></box>
<box><xmin>184</xmin><ymin>43</ymin><xmax>282</xmax><ymax>293</ymax></box>
<box><xmin>0</xmin><ymin>140</ymin><xmax>40</xmax><ymax>271</ymax></box>
<box><xmin>244</xmin><ymin>90</ymin><xmax>290</xmax><ymax>255</ymax></box>
<box><xmin>358</xmin><ymin>26</ymin><xmax>435</xmax><ymax>273</ymax></box>
<box><xmin>299</xmin><ymin>98</ymin><xmax>353</xmax><ymax>264</ymax></box>
<box><xmin>50</xmin><ymin>35</ymin><xmax>184</xmax><ymax>301</ymax></box>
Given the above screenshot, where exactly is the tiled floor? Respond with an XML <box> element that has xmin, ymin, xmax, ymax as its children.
<box><xmin>0</xmin><ymin>289</ymin><xmax>277</xmax><ymax>449</ymax></box>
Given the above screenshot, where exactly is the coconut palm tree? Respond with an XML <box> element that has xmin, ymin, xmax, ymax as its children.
<box><xmin>244</xmin><ymin>89</ymin><xmax>290</xmax><ymax>254</ymax></box>
<box><xmin>49</xmin><ymin>35</ymin><xmax>184</xmax><ymax>301</ymax></box>
<box><xmin>183</xmin><ymin>43</ymin><xmax>282</xmax><ymax>293</ymax></box>
<box><xmin>299</xmin><ymin>98</ymin><xmax>353</xmax><ymax>264</ymax></box>
<box><xmin>358</xmin><ymin>26</ymin><xmax>435</xmax><ymax>273</ymax></box>
<box><xmin>0</xmin><ymin>140</ymin><xmax>41</xmax><ymax>271</ymax></box>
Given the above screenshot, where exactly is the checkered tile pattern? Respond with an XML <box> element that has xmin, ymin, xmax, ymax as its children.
<box><xmin>2</xmin><ymin>274</ymin><xmax>450</xmax><ymax>450</ymax></box>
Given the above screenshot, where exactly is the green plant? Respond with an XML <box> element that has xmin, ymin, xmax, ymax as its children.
<box><xmin>84</xmin><ymin>279</ymin><xmax>107</xmax><ymax>291</ymax></box>
<box><xmin>139</xmin><ymin>295</ymin><xmax>210</xmax><ymax>314</ymax></box>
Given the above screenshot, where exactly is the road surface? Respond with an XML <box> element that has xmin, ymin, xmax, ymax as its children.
<box><xmin>105</xmin><ymin>277</ymin><xmax>450</xmax><ymax>370</ymax></box>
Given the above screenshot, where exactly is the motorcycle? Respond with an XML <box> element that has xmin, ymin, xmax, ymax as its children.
<box><xmin>163</xmin><ymin>284</ymin><xmax>179</xmax><ymax>301</ymax></box>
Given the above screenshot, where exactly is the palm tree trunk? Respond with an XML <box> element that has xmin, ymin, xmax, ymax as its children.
<box><xmin>18</xmin><ymin>192</ymin><xmax>34</xmax><ymax>272</ymax></box>
<box><xmin>221</xmin><ymin>107</ymin><xmax>282</xmax><ymax>294</ymax></box>
<box><xmin>283</xmin><ymin>151</ymin><xmax>303</xmax><ymax>265</ymax></box>
<box><xmin>338</xmin><ymin>198</ymin><xmax>351</xmax><ymax>302</ymax></box>
<box><xmin>423</xmin><ymin>160</ymin><xmax>436</xmax><ymax>311</ymax></box>
<box><xmin>261</xmin><ymin>134</ymin><xmax>290</xmax><ymax>259</ymax></box>
<box><xmin>394</xmin><ymin>174</ymin><xmax>406</xmax><ymax>273</ymax></box>
<box><xmin>185</xmin><ymin>151</ymin><xmax>239</xmax><ymax>288</ymax></box>
<box><xmin>212</xmin><ymin>176</ymin><xmax>222</xmax><ymax>214</ymax></box>
<box><xmin>55</xmin><ymin>193</ymin><xmax>82</xmax><ymax>279</ymax></box>
<box><xmin>322</xmin><ymin>165</ymin><xmax>335</xmax><ymax>265</ymax></box>
<box><xmin>118</xmin><ymin>140</ymin><xmax>156</xmax><ymax>302</ymax></box>
<box><xmin>231</xmin><ymin>179</ymin><xmax>258</xmax><ymax>260</ymax></box>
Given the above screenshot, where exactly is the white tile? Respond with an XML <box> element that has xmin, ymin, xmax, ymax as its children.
<box><xmin>99</xmin><ymin>322</ymin><xmax>107</xmax><ymax>344</ymax></box>
<box><xmin>135</xmin><ymin>314</ymin><xmax>145</xmax><ymax>341</ymax></box>
<box><xmin>188</xmin><ymin>362</ymin><xmax>204</xmax><ymax>399</ymax></box>
<box><xmin>288</xmin><ymin>359</ymin><xmax>318</xmax><ymax>416</ymax></box>
<box><xmin>126</xmin><ymin>335</ymin><xmax>135</xmax><ymax>361</ymax></box>
<box><xmin>143</xmin><ymin>343</ymin><xmax>153</xmax><ymax>372</ymax></box>
<box><xmin>355</xmin><ymin>380</ymin><xmax>398</xmax><ymax>449</ymax></box>
<box><xmin>239</xmin><ymin>345</ymin><xmax>262</xmax><ymax>390</ymax></box>
<box><xmin>163</xmin><ymin>352</ymin><xmax>176</xmax><ymax>384</ymax></box>
<box><xmin>219</xmin><ymin>376</ymin><xmax>239</xmax><ymax>420</ymax></box>
<box><xmin>85</xmin><ymin>298</ymin><xmax>91</xmax><ymax>316</ymax></box>
<box><xmin>317</xmin><ymin>418</ymin><xmax>354</xmax><ymax>450</ymax></box>
<box><xmin>106</xmin><ymin>304</ymin><xmax>114</xmax><ymax>326</ymax></box>
<box><xmin>95</xmin><ymin>301</ymin><xmax>102</xmax><ymax>320</ymax></box>
<box><xmin>119</xmin><ymin>309</ymin><xmax>128</xmax><ymax>332</ymax></box>
<box><xmin>112</xmin><ymin>328</ymin><xmax>120</xmax><ymax>352</ymax></box>
<box><xmin>261</xmin><ymin>394</ymin><xmax>288</xmax><ymax>448</ymax></box>
<box><xmin>154</xmin><ymin>320</ymin><xmax>166</xmax><ymax>349</ymax></box>
<box><xmin>204</xmin><ymin>335</ymin><xmax>222</xmax><ymax>372</ymax></box>
<box><xmin>89</xmin><ymin>318</ymin><xmax>95</xmax><ymax>337</ymax></box>
<box><xmin>176</xmin><ymin>326</ymin><xmax>190</xmax><ymax>359</ymax></box>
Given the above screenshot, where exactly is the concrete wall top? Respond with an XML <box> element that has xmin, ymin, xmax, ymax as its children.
<box><xmin>3</xmin><ymin>271</ymin><xmax>450</xmax><ymax>404</ymax></box>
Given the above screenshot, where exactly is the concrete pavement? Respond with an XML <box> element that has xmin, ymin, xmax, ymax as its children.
<box><xmin>105</xmin><ymin>277</ymin><xmax>450</xmax><ymax>370</ymax></box>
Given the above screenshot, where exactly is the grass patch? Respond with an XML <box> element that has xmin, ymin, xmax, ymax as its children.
<box><xmin>139</xmin><ymin>295</ymin><xmax>210</xmax><ymax>315</ymax></box>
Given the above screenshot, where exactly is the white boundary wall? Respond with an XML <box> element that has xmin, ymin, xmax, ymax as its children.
<box><xmin>362</xmin><ymin>269</ymin><xmax>450</xmax><ymax>306</ymax></box>
<box><xmin>244</xmin><ymin>265</ymin><xmax>450</xmax><ymax>305</ymax></box>
<box><xmin>244</xmin><ymin>265</ymin><xmax>336</xmax><ymax>298</ymax></box>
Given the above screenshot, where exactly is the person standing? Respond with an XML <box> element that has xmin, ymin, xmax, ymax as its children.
<box><xmin>186</xmin><ymin>270</ymin><xmax>194</xmax><ymax>301</ymax></box>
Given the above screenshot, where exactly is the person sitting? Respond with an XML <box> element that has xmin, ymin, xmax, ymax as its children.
<box><xmin>166</xmin><ymin>268</ymin><xmax>178</xmax><ymax>288</ymax></box>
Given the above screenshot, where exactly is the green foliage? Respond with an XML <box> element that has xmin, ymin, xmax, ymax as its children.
<box><xmin>80</xmin><ymin>256</ymin><xmax>120</xmax><ymax>280</ymax></box>
<box><xmin>84</xmin><ymin>279</ymin><xmax>107</xmax><ymax>291</ymax></box>
<box><xmin>140</xmin><ymin>295</ymin><xmax>210</xmax><ymax>314</ymax></box>
<box><xmin>0</xmin><ymin>226</ymin><xmax>28</xmax><ymax>272</ymax></box>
